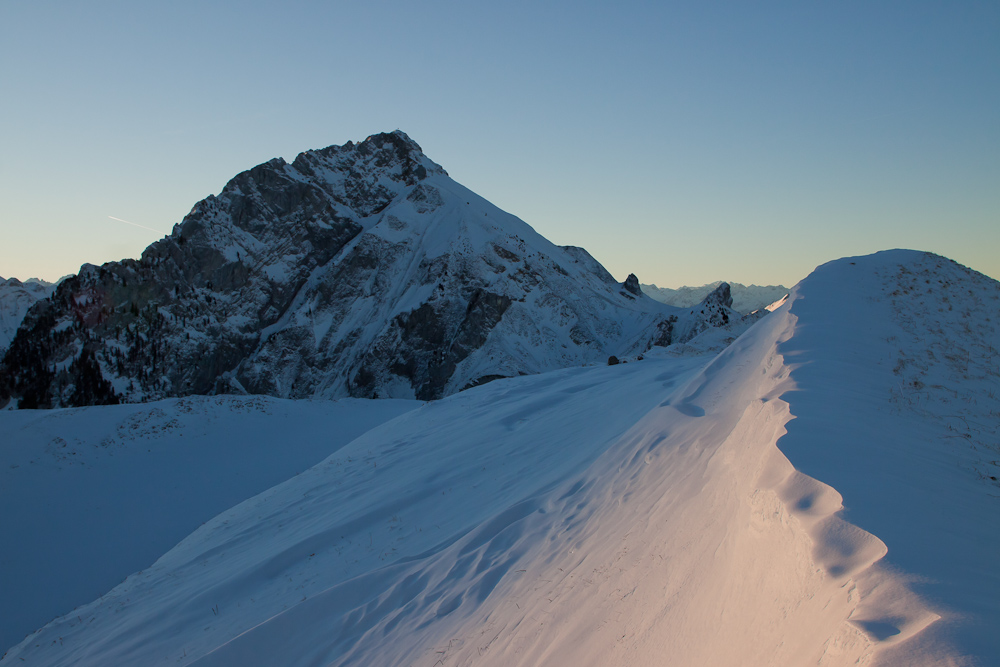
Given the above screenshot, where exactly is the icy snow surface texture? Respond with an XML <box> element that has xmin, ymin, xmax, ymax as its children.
<box><xmin>0</xmin><ymin>132</ymin><xmax>734</xmax><ymax>408</ymax></box>
<box><xmin>642</xmin><ymin>280</ymin><xmax>789</xmax><ymax>314</ymax></box>
<box><xmin>3</xmin><ymin>249</ymin><xmax>996</xmax><ymax>666</ymax></box>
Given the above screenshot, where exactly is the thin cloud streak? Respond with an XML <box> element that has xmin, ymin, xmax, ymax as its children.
<box><xmin>108</xmin><ymin>216</ymin><xmax>166</xmax><ymax>234</ymax></box>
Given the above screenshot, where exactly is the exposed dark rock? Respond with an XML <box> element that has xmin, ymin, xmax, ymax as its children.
<box><xmin>352</xmin><ymin>288</ymin><xmax>513</xmax><ymax>400</ymax></box>
<box><xmin>621</xmin><ymin>273</ymin><xmax>642</xmax><ymax>297</ymax></box>
<box><xmin>702</xmin><ymin>282</ymin><xmax>734</xmax><ymax>309</ymax></box>
<box><xmin>651</xmin><ymin>315</ymin><xmax>678</xmax><ymax>347</ymax></box>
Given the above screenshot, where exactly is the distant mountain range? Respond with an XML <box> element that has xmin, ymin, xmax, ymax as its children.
<box><xmin>641</xmin><ymin>281</ymin><xmax>788</xmax><ymax>314</ymax></box>
<box><xmin>0</xmin><ymin>132</ymin><xmax>743</xmax><ymax>408</ymax></box>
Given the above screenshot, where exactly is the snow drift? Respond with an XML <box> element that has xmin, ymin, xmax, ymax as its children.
<box><xmin>0</xmin><ymin>396</ymin><xmax>420</xmax><ymax>653</ymax></box>
<box><xmin>2</xmin><ymin>250</ymin><xmax>996</xmax><ymax>666</ymax></box>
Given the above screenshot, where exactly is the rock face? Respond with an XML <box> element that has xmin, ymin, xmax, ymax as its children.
<box><xmin>621</xmin><ymin>273</ymin><xmax>642</xmax><ymax>297</ymax></box>
<box><xmin>0</xmin><ymin>132</ymin><xmax>738</xmax><ymax>408</ymax></box>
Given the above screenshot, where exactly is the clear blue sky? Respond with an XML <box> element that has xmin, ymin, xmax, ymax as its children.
<box><xmin>2</xmin><ymin>1</ymin><xmax>997</xmax><ymax>287</ymax></box>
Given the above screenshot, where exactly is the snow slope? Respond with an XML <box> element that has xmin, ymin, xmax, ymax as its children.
<box><xmin>0</xmin><ymin>396</ymin><xmax>420</xmax><ymax>653</ymax></box>
<box><xmin>4</xmin><ymin>250</ymin><xmax>996</xmax><ymax>665</ymax></box>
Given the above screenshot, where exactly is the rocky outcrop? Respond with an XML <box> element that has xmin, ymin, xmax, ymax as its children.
<box><xmin>621</xmin><ymin>273</ymin><xmax>642</xmax><ymax>297</ymax></box>
<box><xmin>649</xmin><ymin>283</ymin><xmax>735</xmax><ymax>347</ymax></box>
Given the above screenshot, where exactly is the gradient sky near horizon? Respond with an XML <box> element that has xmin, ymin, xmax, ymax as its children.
<box><xmin>2</xmin><ymin>1</ymin><xmax>997</xmax><ymax>288</ymax></box>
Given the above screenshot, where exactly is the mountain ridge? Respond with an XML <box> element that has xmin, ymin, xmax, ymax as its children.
<box><xmin>642</xmin><ymin>280</ymin><xmax>788</xmax><ymax>314</ymax></box>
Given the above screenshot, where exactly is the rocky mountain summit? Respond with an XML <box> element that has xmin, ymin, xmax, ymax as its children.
<box><xmin>1</xmin><ymin>132</ymin><xmax>738</xmax><ymax>408</ymax></box>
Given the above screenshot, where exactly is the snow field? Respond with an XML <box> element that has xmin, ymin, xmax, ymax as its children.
<box><xmin>0</xmin><ymin>396</ymin><xmax>421</xmax><ymax>653</ymax></box>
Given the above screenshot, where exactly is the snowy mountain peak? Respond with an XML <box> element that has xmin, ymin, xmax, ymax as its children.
<box><xmin>0</xmin><ymin>133</ymin><xmax>732</xmax><ymax>408</ymax></box>
<box><xmin>291</xmin><ymin>130</ymin><xmax>448</xmax><ymax>200</ymax></box>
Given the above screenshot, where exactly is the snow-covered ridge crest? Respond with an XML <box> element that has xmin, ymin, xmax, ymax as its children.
<box><xmin>773</xmin><ymin>249</ymin><xmax>1000</xmax><ymax>664</ymax></box>
<box><xmin>0</xmin><ymin>132</ymin><xmax>734</xmax><ymax>408</ymax></box>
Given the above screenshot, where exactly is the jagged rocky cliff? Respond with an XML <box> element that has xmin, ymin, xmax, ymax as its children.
<box><xmin>1</xmin><ymin>132</ymin><xmax>736</xmax><ymax>408</ymax></box>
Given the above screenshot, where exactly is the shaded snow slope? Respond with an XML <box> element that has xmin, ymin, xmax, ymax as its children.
<box><xmin>0</xmin><ymin>277</ymin><xmax>54</xmax><ymax>355</ymax></box>
<box><xmin>0</xmin><ymin>396</ymin><xmax>420</xmax><ymax>653</ymax></box>
<box><xmin>642</xmin><ymin>280</ymin><xmax>788</xmax><ymax>314</ymax></box>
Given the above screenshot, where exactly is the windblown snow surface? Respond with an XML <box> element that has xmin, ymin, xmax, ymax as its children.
<box><xmin>2</xmin><ymin>249</ymin><xmax>997</xmax><ymax>666</ymax></box>
<box><xmin>0</xmin><ymin>397</ymin><xmax>420</xmax><ymax>653</ymax></box>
